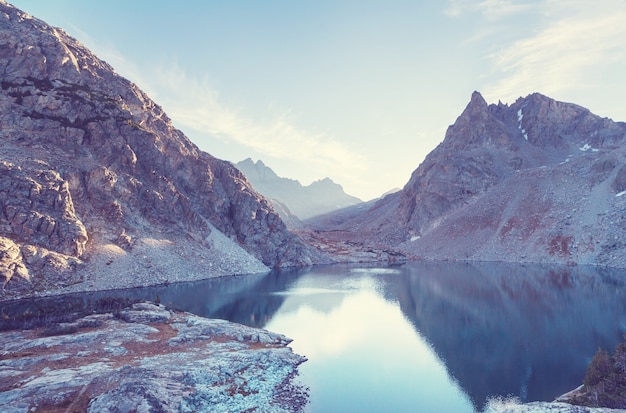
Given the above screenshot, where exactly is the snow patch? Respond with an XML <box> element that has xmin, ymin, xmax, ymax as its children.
<box><xmin>517</xmin><ymin>109</ymin><xmax>528</xmax><ymax>140</ymax></box>
<box><xmin>579</xmin><ymin>143</ymin><xmax>599</xmax><ymax>152</ymax></box>
<box><xmin>410</xmin><ymin>235</ymin><xmax>421</xmax><ymax>241</ymax></box>
<box><xmin>616</xmin><ymin>190</ymin><xmax>626</xmax><ymax>198</ymax></box>
<box><xmin>559</xmin><ymin>155</ymin><xmax>574</xmax><ymax>165</ymax></box>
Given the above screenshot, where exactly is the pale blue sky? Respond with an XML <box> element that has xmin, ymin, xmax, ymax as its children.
<box><xmin>10</xmin><ymin>0</ymin><xmax>626</xmax><ymax>200</ymax></box>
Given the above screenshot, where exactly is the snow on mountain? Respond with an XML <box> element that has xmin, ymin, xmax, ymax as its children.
<box><xmin>312</xmin><ymin>91</ymin><xmax>626</xmax><ymax>268</ymax></box>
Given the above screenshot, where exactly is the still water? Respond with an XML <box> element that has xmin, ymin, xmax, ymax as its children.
<box><xmin>3</xmin><ymin>261</ymin><xmax>626</xmax><ymax>412</ymax></box>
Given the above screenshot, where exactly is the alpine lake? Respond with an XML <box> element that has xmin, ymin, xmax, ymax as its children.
<box><xmin>3</xmin><ymin>261</ymin><xmax>626</xmax><ymax>412</ymax></box>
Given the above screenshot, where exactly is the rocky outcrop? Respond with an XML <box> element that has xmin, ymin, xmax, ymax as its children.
<box><xmin>484</xmin><ymin>400</ymin><xmax>624</xmax><ymax>412</ymax></box>
<box><xmin>236</xmin><ymin>158</ymin><xmax>362</xmax><ymax>222</ymax></box>
<box><xmin>0</xmin><ymin>302</ymin><xmax>307</xmax><ymax>412</ymax></box>
<box><xmin>318</xmin><ymin>92</ymin><xmax>626</xmax><ymax>267</ymax></box>
<box><xmin>0</xmin><ymin>2</ymin><xmax>319</xmax><ymax>296</ymax></box>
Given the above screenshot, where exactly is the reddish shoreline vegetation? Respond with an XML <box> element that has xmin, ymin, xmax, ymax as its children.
<box><xmin>0</xmin><ymin>302</ymin><xmax>308</xmax><ymax>412</ymax></box>
<box><xmin>563</xmin><ymin>336</ymin><xmax>626</xmax><ymax>409</ymax></box>
<box><xmin>1</xmin><ymin>0</ymin><xmax>626</xmax><ymax>411</ymax></box>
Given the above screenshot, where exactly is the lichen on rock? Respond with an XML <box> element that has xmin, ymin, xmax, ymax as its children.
<box><xmin>0</xmin><ymin>302</ymin><xmax>308</xmax><ymax>412</ymax></box>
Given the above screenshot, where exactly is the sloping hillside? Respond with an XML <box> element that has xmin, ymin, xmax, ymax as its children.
<box><xmin>0</xmin><ymin>1</ymin><xmax>319</xmax><ymax>296</ymax></box>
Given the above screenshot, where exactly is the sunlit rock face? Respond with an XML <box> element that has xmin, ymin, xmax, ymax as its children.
<box><xmin>322</xmin><ymin>91</ymin><xmax>626</xmax><ymax>267</ymax></box>
<box><xmin>0</xmin><ymin>2</ymin><xmax>320</xmax><ymax>296</ymax></box>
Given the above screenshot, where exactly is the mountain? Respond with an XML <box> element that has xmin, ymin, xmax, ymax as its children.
<box><xmin>0</xmin><ymin>1</ymin><xmax>320</xmax><ymax>297</ymax></box>
<box><xmin>315</xmin><ymin>91</ymin><xmax>626</xmax><ymax>267</ymax></box>
<box><xmin>235</xmin><ymin>158</ymin><xmax>363</xmax><ymax>221</ymax></box>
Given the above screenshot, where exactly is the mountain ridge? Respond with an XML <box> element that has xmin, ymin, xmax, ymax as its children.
<box><xmin>236</xmin><ymin>158</ymin><xmax>362</xmax><ymax>221</ymax></box>
<box><xmin>0</xmin><ymin>1</ymin><xmax>321</xmax><ymax>297</ymax></box>
<box><xmin>312</xmin><ymin>91</ymin><xmax>626</xmax><ymax>267</ymax></box>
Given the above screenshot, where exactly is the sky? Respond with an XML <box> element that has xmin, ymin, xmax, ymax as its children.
<box><xmin>10</xmin><ymin>0</ymin><xmax>626</xmax><ymax>201</ymax></box>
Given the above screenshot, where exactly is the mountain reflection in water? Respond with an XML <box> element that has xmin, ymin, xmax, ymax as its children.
<box><xmin>394</xmin><ymin>262</ymin><xmax>626</xmax><ymax>407</ymax></box>
<box><xmin>3</xmin><ymin>262</ymin><xmax>626</xmax><ymax>411</ymax></box>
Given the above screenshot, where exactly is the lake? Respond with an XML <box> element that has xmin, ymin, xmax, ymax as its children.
<box><xmin>2</xmin><ymin>261</ymin><xmax>626</xmax><ymax>412</ymax></box>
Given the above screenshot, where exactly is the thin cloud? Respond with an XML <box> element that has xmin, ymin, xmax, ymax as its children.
<box><xmin>152</xmin><ymin>63</ymin><xmax>366</xmax><ymax>181</ymax></box>
<box><xmin>60</xmin><ymin>27</ymin><xmax>368</xmax><ymax>193</ymax></box>
<box><xmin>443</xmin><ymin>0</ymin><xmax>465</xmax><ymax>17</ymax></box>
<box><xmin>444</xmin><ymin>0</ymin><xmax>532</xmax><ymax>19</ymax></box>
<box><xmin>483</xmin><ymin>3</ymin><xmax>626</xmax><ymax>102</ymax></box>
<box><xmin>478</xmin><ymin>0</ymin><xmax>533</xmax><ymax>20</ymax></box>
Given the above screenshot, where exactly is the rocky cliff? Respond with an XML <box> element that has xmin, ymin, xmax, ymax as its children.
<box><xmin>0</xmin><ymin>1</ymin><xmax>318</xmax><ymax>297</ymax></box>
<box><xmin>236</xmin><ymin>158</ymin><xmax>362</xmax><ymax>221</ymax></box>
<box><xmin>318</xmin><ymin>91</ymin><xmax>626</xmax><ymax>267</ymax></box>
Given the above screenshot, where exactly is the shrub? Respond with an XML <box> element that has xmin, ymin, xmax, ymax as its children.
<box><xmin>570</xmin><ymin>336</ymin><xmax>626</xmax><ymax>409</ymax></box>
<box><xmin>584</xmin><ymin>348</ymin><xmax>611</xmax><ymax>387</ymax></box>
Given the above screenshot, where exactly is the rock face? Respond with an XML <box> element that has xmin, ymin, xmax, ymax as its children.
<box><xmin>236</xmin><ymin>158</ymin><xmax>362</xmax><ymax>222</ymax></box>
<box><xmin>0</xmin><ymin>2</ymin><xmax>318</xmax><ymax>296</ymax></box>
<box><xmin>318</xmin><ymin>92</ymin><xmax>626</xmax><ymax>267</ymax></box>
<box><xmin>0</xmin><ymin>302</ymin><xmax>307</xmax><ymax>412</ymax></box>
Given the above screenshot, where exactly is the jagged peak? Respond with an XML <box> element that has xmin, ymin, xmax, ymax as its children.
<box><xmin>311</xmin><ymin>177</ymin><xmax>336</xmax><ymax>185</ymax></box>
<box><xmin>510</xmin><ymin>93</ymin><xmax>594</xmax><ymax>126</ymax></box>
<box><xmin>446</xmin><ymin>91</ymin><xmax>489</xmax><ymax>127</ymax></box>
<box><xmin>238</xmin><ymin>158</ymin><xmax>269</xmax><ymax>170</ymax></box>
<box><xmin>512</xmin><ymin>92</ymin><xmax>553</xmax><ymax>108</ymax></box>
<box><xmin>456</xmin><ymin>91</ymin><xmax>489</xmax><ymax>121</ymax></box>
<box><xmin>470</xmin><ymin>91</ymin><xmax>488</xmax><ymax>108</ymax></box>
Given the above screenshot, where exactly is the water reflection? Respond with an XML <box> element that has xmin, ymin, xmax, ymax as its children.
<box><xmin>0</xmin><ymin>270</ymin><xmax>298</xmax><ymax>330</ymax></box>
<box><xmin>2</xmin><ymin>262</ymin><xmax>626</xmax><ymax>412</ymax></box>
<box><xmin>394</xmin><ymin>262</ymin><xmax>626</xmax><ymax>408</ymax></box>
<box><xmin>264</xmin><ymin>268</ymin><xmax>473</xmax><ymax>412</ymax></box>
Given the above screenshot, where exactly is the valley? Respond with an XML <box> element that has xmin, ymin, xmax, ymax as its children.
<box><xmin>1</xmin><ymin>1</ymin><xmax>625</xmax><ymax>411</ymax></box>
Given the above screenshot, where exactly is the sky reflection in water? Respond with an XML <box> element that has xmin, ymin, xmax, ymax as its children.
<box><xmin>265</xmin><ymin>269</ymin><xmax>473</xmax><ymax>413</ymax></box>
<box><xmin>4</xmin><ymin>262</ymin><xmax>626</xmax><ymax>412</ymax></box>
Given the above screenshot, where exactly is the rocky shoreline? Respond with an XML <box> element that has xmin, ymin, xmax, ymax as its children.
<box><xmin>485</xmin><ymin>400</ymin><xmax>625</xmax><ymax>413</ymax></box>
<box><xmin>0</xmin><ymin>302</ymin><xmax>308</xmax><ymax>412</ymax></box>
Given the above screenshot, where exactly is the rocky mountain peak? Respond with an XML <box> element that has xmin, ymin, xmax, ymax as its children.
<box><xmin>508</xmin><ymin>92</ymin><xmax>624</xmax><ymax>150</ymax></box>
<box><xmin>0</xmin><ymin>2</ymin><xmax>320</xmax><ymax>296</ymax></box>
<box><xmin>318</xmin><ymin>91</ymin><xmax>626</xmax><ymax>268</ymax></box>
<box><xmin>469</xmin><ymin>90</ymin><xmax>488</xmax><ymax>108</ymax></box>
<box><xmin>236</xmin><ymin>159</ymin><xmax>362</xmax><ymax>221</ymax></box>
<box><xmin>459</xmin><ymin>90</ymin><xmax>489</xmax><ymax>122</ymax></box>
<box><xmin>309</xmin><ymin>177</ymin><xmax>339</xmax><ymax>190</ymax></box>
<box><xmin>443</xmin><ymin>91</ymin><xmax>509</xmax><ymax>150</ymax></box>
<box><xmin>237</xmin><ymin>158</ymin><xmax>280</xmax><ymax>182</ymax></box>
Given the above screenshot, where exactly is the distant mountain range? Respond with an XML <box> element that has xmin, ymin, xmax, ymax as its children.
<box><xmin>313</xmin><ymin>91</ymin><xmax>626</xmax><ymax>268</ymax></box>
<box><xmin>235</xmin><ymin>158</ymin><xmax>362</xmax><ymax>222</ymax></box>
